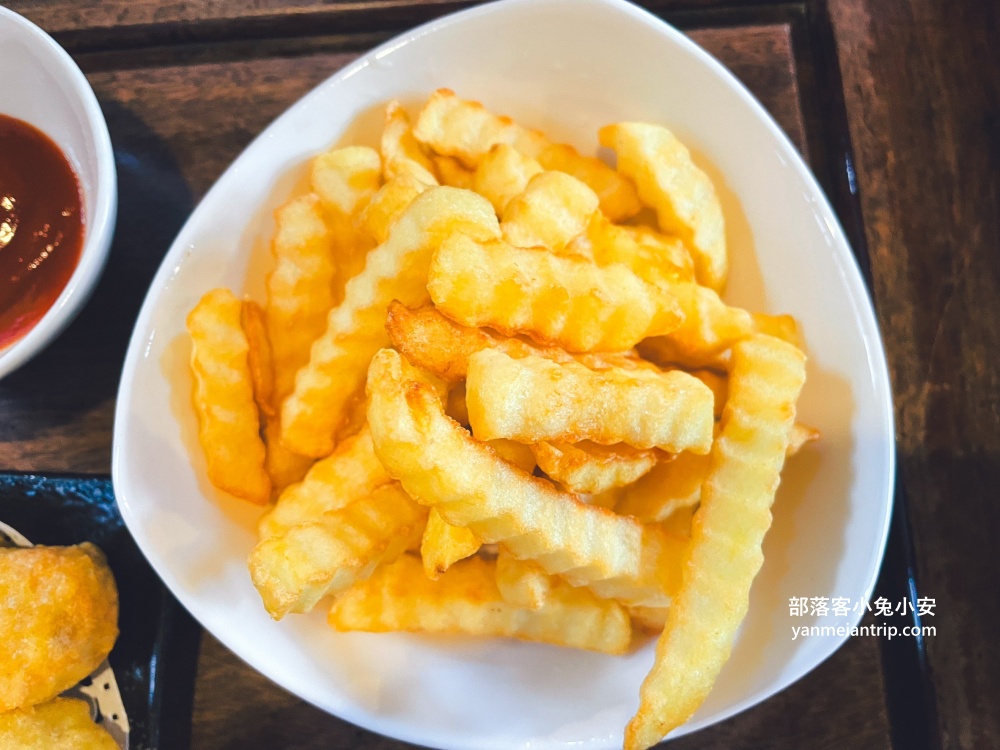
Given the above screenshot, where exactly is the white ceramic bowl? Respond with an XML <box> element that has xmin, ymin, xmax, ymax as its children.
<box><xmin>113</xmin><ymin>0</ymin><xmax>895</xmax><ymax>746</ymax></box>
<box><xmin>0</xmin><ymin>7</ymin><xmax>117</xmax><ymax>379</ymax></box>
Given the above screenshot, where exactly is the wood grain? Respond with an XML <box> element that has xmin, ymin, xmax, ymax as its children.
<box><xmin>829</xmin><ymin>1</ymin><xmax>1000</xmax><ymax>748</ymax></box>
<box><xmin>0</xmin><ymin>24</ymin><xmax>804</xmax><ymax>474</ymax></box>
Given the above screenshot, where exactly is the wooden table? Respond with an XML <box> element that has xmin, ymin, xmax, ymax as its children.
<box><xmin>3</xmin><ymin>0</ymin><xmax>996</xmax><ymax>747</ymax></box>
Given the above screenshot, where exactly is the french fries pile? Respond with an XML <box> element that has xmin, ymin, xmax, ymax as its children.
<box><xmin>186</xmin><ymin>89</ymin><xmax>816</xmax><ymax>748</ymax></box>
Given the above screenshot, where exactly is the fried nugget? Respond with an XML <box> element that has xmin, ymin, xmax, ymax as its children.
<box><xmin>0</xmin><ymin>698</ymin><xmax>117</xmax><ymax>749</ymax></box>
<box><xmin>0</xmin><ymin>544</ymin><xmax>118</xmax><ymax>712</ymax></box>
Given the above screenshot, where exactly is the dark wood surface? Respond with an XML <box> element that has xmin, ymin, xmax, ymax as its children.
<box><xmin>1</xmin><ymin>0</ymin><xmax>996</xmax><ymax>748</ymax></box>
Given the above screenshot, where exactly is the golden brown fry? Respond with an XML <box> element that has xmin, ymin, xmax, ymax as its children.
<box><xmin>495</xmin><ymin>550</ymin><xmax>551</xmax><ymax>610</ymax></box>
<box><xmin>259</xmin><ymin>426</ymin><xmax>392</xmax><ymax>540</ymax></box>
<box><xmin>386</xmin><ymin>302</ymin><xmax>652</xmax><ymax>384</ymax></box>
<box><xmin>531</xmin><ymin>441</ymin><xmax>658</xmax><ymax>494</ymax></box>
<box><xmin>262</xmin><ymin>419</ymin><xmax>314</xmax><ymax>497</ymax></box>
<box><xmin>420</xmin><ymin>508</ymin><xmax>480</xmax><ymax>580</ymax></box>
<box><xmin>473</xmin><ymin>143</ymin><xmax>543</xmax><ymax>215</ymax></box>
<box><xmin>0</xmin><ymin>544</ymin><xmax>118</xmax><ymax>712</ymax></box>
<box><xmin>280</xmin><ymin>187</ymin><xmax>499</xmax><ymax>457</ymax></box>
<box><xmin>467</xmin><ymin>349</ymin><xmax>715</xmax><ymax>452</ymax></box>
<box><xmin>265</xmin><ymin>194</ymin><xmax>337</xmax><ymax>401</ymax></box>
<box><xmin>311</xmin><ymin>145</ymin><xmax>382</xmax><ymax>218</ymax></box>
<box><xmin>537</xmin><ymin>141</ymin><xmax>642</xmax><ymax>222</ymax></box>
<box><xmin>0</xmin><ymin>698</ymin><xmax>118</xmax><ymax>749</ymax></box>
<box><xmin>600</xmin><ymin>122</ymin><xmax>727</xmax><ymax>291</ymax></box>
<box><xmin>625</xmin><ymin>335</ymin><xmax>806</xmax><ymax>749</ymax></box>
<box><xmin>413</xmin><ymin>88</ymin><xmax>548</xmax><ymax>168</ymax></box>
<box><xmin>357</xmin><ymin>175</ymin><xmax>429</xmax><ymax>245</ymax></box>
<box><xmin>366</xmin><ymin>349</ymin><xmax>682</xmax><ymax>607</ymax></box>
<box><xmin>241</xmin><ymin>299</ymin><xmax>275</xmax><ymax>418</ymax></box>
<box><xmin>188</xmin><ymin>288</ymin><xmax>270</xmax><ymax>503</ymax></box>
<box><xmin>501</xmin><ymin>171</ymin><xmax>599</xmax><ymax>253</ymax></box>
<box><xmin>249</xmin><ymin>483</ymin><xmax>427</xmax><ymax>619</ymax></box>
<box><xmin>381</xmin><ymin>101</ymin><xmax>438</xmax><ymax>185</ymax></box>
<box><xmin>428</xmin><ymin>235</ymin><xmax>682</xmax><ymax>352</ymax></box>
<box><xmin>329</xmin><ymin>555</ymin><xmax>632</xmax><ymax>654</ymax></box>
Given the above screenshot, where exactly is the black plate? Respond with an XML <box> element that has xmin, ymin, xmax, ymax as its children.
<box><xmin>0</xmin><ymin>472</ymin><xmax>201</xmax><ymax>750</ymax></box>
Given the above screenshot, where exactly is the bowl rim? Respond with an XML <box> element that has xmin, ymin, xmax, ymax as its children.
<box><xmin>0</xmin><ymin>6</ymin><xmax>118</xmax><ymax>380</ymax></box>
<box><xmin>112</xmin><ymin>0</ymin><xmax>896</xmax><ymax>745</ymax></box>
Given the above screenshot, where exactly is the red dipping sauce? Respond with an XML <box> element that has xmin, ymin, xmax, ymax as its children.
<box><xmin>0</xmin><ymin>114</ymin><xmax>85</xmax><ymax>349</ymax></box>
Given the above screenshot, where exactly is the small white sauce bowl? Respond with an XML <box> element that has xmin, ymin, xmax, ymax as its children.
<box><xmin>0</xmin><ymin>7</ymin><xmax>117</xmax><ymax>379</ymax></box>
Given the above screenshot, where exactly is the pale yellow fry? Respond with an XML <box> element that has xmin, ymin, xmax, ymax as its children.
<box><xmin>625</xmin><ymin>335</ymin><xmax>806</xmax><ymax>749</ymax></box>
<box><xmin>428</xmin><ymin>235</ymin><xmax>682</xmax><ymax>352</ymax></box>
<box><xmin>311</xmin><ymin>146</ymin><xmax>382</xmax><ymax>295</ymax></box>
<box><xmin>366</xmin><ymin>349</ymin><xmax>682</xmax><ymax>607</ymax></box>
<box><xmin>432</xmin><ymin>154</ymin><xmax>475</xmax><ymax>190</ymax></box>
<box><xmin>381</xmin><ymin>100</ymin><xmax>438</xmax><ymax>185</ymax></box>
<box><xmin>600</xmin><ymin>122</ymin><xmax>726</xmax><ymax>291</ymax></box>
<box><xmin>577</xmin><ymin>212</ymin><xmax>694</xmax><ymax>286</ymax></box>
<box><xmin>281</xmin><ymin>187</ymin><xmax>499</xmax><ymax>457</ymax></box>
<box><xmin>495</xmin><ymin>550</ymin><xmax>551</xmax><ymax>610</ymax></box>
<box><xmin>637</xmin><ymin>282</ymin><xmax>755</xmax><ymax>369</ymax></box>
<box><xmin>0</xmin><ymin>698</ymin><xmax>118</xmax><ymax>749</ymax></box>
<box><xmin>473</xmin><ymin>143</ymin><xmax>543</xmax><ymax>215</ymax></box>
<box><xmin>262</xmin><ymin>419</ymin><xmax>314</xmax><ymax>497</ymax></box>
<box><xmin>531</xmin><ymin>441</ymin><xmax>658</xmax><ymax>494</ymax></box>
<box><xmin>249</xmin><ymin>482</ymin><xmax>427</xmax><ymax>619</ymax></box>
<box><xmin>501</xmin><ymin>171</ymin><xmax>599</xmax><ymax>253</ymax></box>
<box><xmin>357</xmin><ymin>175</ymin><xmax>429</xmax><ymax>245</ymax></box>
<box><xmin>241</xmin><ymin>299</ymin><xmax>275</xmax><ymax>418</ymax></box>
<box><xmin>420</xmin><ymin>508</ymin><xmax>481</xmax><ymax>580</ymax></box>
<box><xmin>311</xmin><ymin>145</ymin><xmax>382</xmax><ymax>217</ymax></box>
<box><xmin>413</xmin><ymin>88</ymin><xmax>548</xmax><ymax>168</ymax></box>
<box><xmin>486</xmin><ymin>438</ymin><xmax>538</xmax><ymax>473</ymax></box>
<box><xmin>187</xmin><ymin>288</ymin><xmax>270</xmax><ymax>504</ymax></box>
<box><xmin>330</xmin><ymin>555</ymin><xmax>632</xmax><ymax>654</ymax></box>
<box><xmin>753</xmin><ymin>312</ymin><xmax>802</xmax><ymax>347</ymax></box>
<box><xmin>467</xmin><ymin>349</ymin><xmax>714</xmax><ymax>452</ymax></box>
<box><xmin>537</xmin><ymin>142</ymin><xmax>642</xmax><ymax>222</ymax></box>
<box><xmin>386</xmin><ymin>302</ymin><xmax>653</xmax><ymax>383</ymax></box>
<box><xmin>259</xmin><ymin>426</ymin><xmax>391</xmax><ymax>540</ymax></box>
<box><xmin>265</xmin><ymin>194</ymin><xmax>337</xmax><ymax>401</ymax></box>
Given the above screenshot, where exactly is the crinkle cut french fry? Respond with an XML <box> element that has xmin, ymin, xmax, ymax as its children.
<box><xmin>413</xmin><ymin>88</ymin><xmax>548</xmax><ymax>168</ymax></box>
<box><xmin>432</xmin><ymin>154</ymin><xmax>475</xmax><ymax>190</ymax></box>
<box><xmin>690</xmin><ymin>369</ymin><xmax>728</xmax><ymax>419</ymax></box>
<box><xmin>311</xmin><ymin>146</ymin><xmax>382</xmax><ymax>296</ymax></box>
<box><xmin>428</xmin><ymin>235</ymin><xmax>682</xmax><ymax>352</ymax></box>
<box><xmin>576</xmin><ymin>212</ymin><xmax>694</xmax><ymax>286</ymax></box>
<box><xmin>259</xmin><ymin>426</ymin><xmax>391</xmax><ymax>540</ymax></box>
<box><xmin>262</xmin><ymin>419</ymin><xmax>314</xmax><ymax>497</ymax></box>
<box><xmin>531</xmin><ymin>441</ymin><xmax>658</xmax><ymax>494</ymax></box>
<box><xmin>265</xmin><ymin>194</ymin><xmax>338</xmax><ymax>401</ymax></box>
<box><xmin>467</xmin><ymin>349</ymin><xmax>715</xmax><ymax>453</ymax></box>
<box><xmin>385</xmin><ymin>302</ymin><xmax>653</xmax><ymax>384</ymax></box>
<box><xmin>495</xmin><ymin>550</ymin><xmax>552</xmax><ymax>610</ymax></box>
<box><xmin>187</xmin><ymin>288</ymin><xmax>270</xmax><ymax>504</ymax></box>
<box><xmin>329</xmin><ymin>555</ymin><xmax>632</xmax><ymax>655</ymax></box>
<box><xmin>249</xmin><ymin>482</ymin><xmax>427</xmax><ymax>619</ymax></box>
<box><xmin>366</xmin><ymin>349</ymin><xmax>681</xmax><ymax>607</ymax></box>
<box><xmin>753</xmin><ymin>312</ymin><xmax>802</xmax><ymax>347</ymax></box>
<box><xmin>625</xmin><ymin>335</ymin><xmax>806</xmax><ymax>749</ymax></box>
<box><xmin>357</xmin><ymin>175</ymin><xmax>429</xmax><ymax>245</ymax></box>
<box><xmin>537</xmin><ymin>142</ymin><xmax>643</xmax><ymax>222</ymax></box>
<box><xmin>420</xmin><ymin>508</ymin><xmax>480</xmax><ymax>580</ymax></box>
<box><xmin>241</xmin><ymin>299</ymin><xmax>275</xmax><ymax>418</ymax></box>
<box><xmin>280</xmin><ymin>187</ymin><xmax>499</xmax><ymax>457</ymax></box>
<box><xmin>501</xmin><ymin>171</ymin><xmax>599</xmax><ymax>254</ymax></box>
<box><xmin>473</xmin><ymin>143</ymin><xmax>543</xmax><ymax>215</ymax></box>
<box><xmin>599</xmin><ymin>122</ymin><xmax>727</xmax><ymax>292</ymax></box>
<box><xmin>615</xmin><ymin>450</ymin><xmax>712</xmax><ymax>524</ymax></box>
<box><xmin>381</xmin><ymin>101</ymin><xmax>438</xmax><ymax>185</ymax></box>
